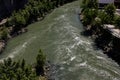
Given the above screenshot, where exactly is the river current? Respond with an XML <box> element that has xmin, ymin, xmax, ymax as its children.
<box><xmin>0</xmin><ymin>1</ymin><xmax>120</xmax><ymax>80</ymax></box>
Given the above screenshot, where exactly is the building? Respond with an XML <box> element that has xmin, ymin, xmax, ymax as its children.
<box><xmin>98</xmin><ymin>0</ymin><xmax>120</xmax><ymax>8</ymax></box>
<box><xmin>98</xmin><ymin>0</ymin><xmax>114</xmax><ymax>8</ymax></box>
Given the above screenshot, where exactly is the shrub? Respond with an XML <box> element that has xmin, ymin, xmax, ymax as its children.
<box><xmin>115</xmin><ymin>16</ymin><xmax>120</xmax><ymax>28</ymax></box>
<box><xmin>104</xmin><ymin>4</ymin><xmax>116</xmax><ymax>18</ymax></box>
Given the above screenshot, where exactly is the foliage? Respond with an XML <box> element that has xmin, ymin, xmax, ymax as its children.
<box><xmin>87</xmin><ymin>0</ymin><xmax>98</xmax><ymax>9</ymax></box>
<box><xmin>11</xmin><ymin>11</ymin><xmax>26</xmax><ymax>26</ymax></box>
<box><xmin>93</xmin><ymin>17</ymin><xmax>102</xmax><ymax>27</ymax></box>
<box><xmin>0</xmin><ymin>27</ymin><xmax>8</xmax><ymax>40</ymax></box>
<box><xmin>81</xmin><ymin>0</ymin><xmax>98</xmax><ymax>10</ymax></box>
<box><xmin>104</xmin><ymin>4</ymin><xmax>116</xmax><ymax>18</ymax></box>
<box><xmin>115</xmin><ymin>16</ymin><xmax>120</xmax><ymax>28</ymax></box>
<box><xmin>96</xmin><ymin>4</ymin><xmax>116</xmax><ymax>24</ymax></box>
<box><xmin>0</xmin><ymin>50</ymin><xmax>46</xmax><ymax>80</ymax></box>
<box><xmin>97</xmin><ymin>11</ymin><xmax>112</xmax><ymax>24</ymax></box>
<box><xmin>82</xmin><ymin>0</ymin><xmax>117</xmax><ymax>26</ymax></box>
<box><xmin>81</xmin><ymin>0</ymin><xmax>99</xmax><ymax>26</ymax></box>
<box><xmin>0</xmin><ymin>58</ymin><xmax>37</xmax><ymax>80</ymax></box>
<box><xmin>81</xmin><ymin>0</ymin><xmax>88</xmax><ymax>9</ymax></box>
<box><xmin>36</xmin><ymin>49</ymin><xmax>46</xmax><ymax>76</ymax></box>
<box><xmin>82</xmin><ymin>8</ymin><xmax>98</xmax><ymax>25</ymax></box>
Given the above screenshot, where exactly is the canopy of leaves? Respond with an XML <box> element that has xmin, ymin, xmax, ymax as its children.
<box><xmin>115</xmin><ymin>16</ymin><xmax>120</xmax><ymax>28</ymax></box>
<box><xmin>105</xmin><ymin>4</ymin><xmax>116</xmax><ymax>17</ymax></box>
<box><xmin>81</xmin><ymin>0</ymin><xmax>98</xmax><ymax>9</ymax></box>
<box><xmin>0</xmin><ymin>50</ymin><xmax>46</xmax><ymax>80</ymax></box>
<box><xmin>82</xmin><ymin>8</ymin><xmax>98</xmax><ymax>25</ymax></box>
<box><xmin>0</xmin><ymin>58</ymin><xmax>37</xmax><ymax>80</ymax></box>
<box><xmin>36</xmin><ymin>49</ymin><xmax>46</xmax><ymax>76</ymax></box>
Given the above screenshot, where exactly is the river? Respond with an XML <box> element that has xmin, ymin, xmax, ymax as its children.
<box><xmin>0</xmin><ymin>1</ymin><xmax>120</xmax><ymax>80</ymax></box>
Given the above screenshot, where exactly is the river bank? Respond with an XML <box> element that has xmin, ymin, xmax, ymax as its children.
<box><xmin>80</xmin><ymin>13</ymin><xmax>120</xmax><ymax>65</ymax></box>
<box><xmin>80</xmin><ymin>0</ymin><xmax>120</xmax><ymax>65</ymax></box>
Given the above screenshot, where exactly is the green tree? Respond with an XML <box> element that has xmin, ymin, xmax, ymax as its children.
<box><xmin>0</xmin><ymin>27</ymin><xmax>8</xmax><ymax>40</ymax></box>
<box><xmin>81</xmin><ymin>0</ymin><xmax>98</xmax><ymax>10</ymax></box>
<box><xmin>105</xmin><ymin>4</ymin><xmax>116</xmax><ymax>18</ymax></box>
<box><xmin>115</xmin><ymin>16</ymin><xmax>120</xmax><ymax>28</ymax></box>
<box><xmin>0</xmin><ymin>58</ymin><xmax>37</xmax><ymax>80</ymax></box>
<box><xmin>98</xmin><ymin>11</ymin><xmax>109</xmax><ymax>24</ymax></box>
<box><xmin>87</xmin><ymin>0</ymin><xmax>98</xmax><ymax>9</ymax></box>
<box><xmin>82</xmin><ymin>8</ymin><xmax>98</xmax><ymax>25</ymax></box>
<box><xmin>35</xmin><ymin>49</ymin><xmax>46</xmax><ymax>76</ymax></box>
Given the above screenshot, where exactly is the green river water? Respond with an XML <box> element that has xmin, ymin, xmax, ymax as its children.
<box><xmin>0</xmin><ymin>1</ymin><xmax>120</xmax><ymax>80</ymax></box>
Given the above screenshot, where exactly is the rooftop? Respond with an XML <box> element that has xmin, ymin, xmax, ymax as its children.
<box><xmin>98</xmin><ymin>0</ymin><xmax>114</xmax><ymax>4</ymax></box>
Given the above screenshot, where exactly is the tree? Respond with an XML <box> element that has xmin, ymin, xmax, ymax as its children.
<box><xmin>87</xmin><ymin>0</ymin><xmax>98</xmax><ymax>9</ymax></box>
<box><xmin>0</xmin><ymin>58</ymin><xmax>37</xmax><ymax>80</ymax></box>
<box><xmin>98</xmin><ymin>11</ymin><xmax>110</xmax><ymax>24</ymax></box>
<box><xmin>81</xmin><ymin>0</ymin><xmax>98</xmax><ymax>10</ymax></box>
<box><xmin>0</xmin><ymin>27</ymin><xmax>8</xmax><ymax>40</ymax></box>
<box><xmin>81</xmin><ymin>0</ymin><xmax>88</xmax><ymax>12</ymax></box>
<box><xmin>82</xmin><ymin>8</ymin><xmax>98</xmax><ymax>25</ymax></box>
<box><xmin>35</xmin><ymin>49</ymin><xmax>46</xmax><ymax>76</ymax></box>
<box><xmin>105</xmin><ymin>4</ymin><xmax>116</xmax><ymax>18</ymax></box>
<box><xmin>115</xmin><ymin>16</ymin><xmax>120</xmax><ymax>28</ymax></box>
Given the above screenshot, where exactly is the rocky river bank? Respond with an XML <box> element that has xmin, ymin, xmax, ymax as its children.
<box><xmin>80</xmin><ymin>14</ymin><xmax>120</xmax><ymax>65</ymax></box>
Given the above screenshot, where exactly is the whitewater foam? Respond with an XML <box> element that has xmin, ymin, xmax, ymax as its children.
<box><xmin>55</xmin><ymin>15</ymin><xmax>65</xmax><ymax>21</ymax></box>
<box><xmin>70</xmin><ymin>56</ymin><xmax>76</xmax><ymax>61</ymax></box>
<box><xmin>96</xmin><ymin>56</ymin><xmax>106</xmax><ymax>60</ymax></box>
<box><xmin>75</xmin><ymin>61</ymin><xmax>87</xmax><ymax>67</ymax></box>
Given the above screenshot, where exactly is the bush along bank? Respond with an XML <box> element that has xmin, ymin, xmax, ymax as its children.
<box><xmin>0</xmin><ymin>0</ymin><xmax>77</xmax><ymax>54</ymax></box>
<box><xmin>0</xmin><ymin>50</ymin><xmax>50</xmax><ymax>80</ymax></box>
<box><xmin>80</xmin><ymin>0</ymin><xmax>120</xmax><ymax>65</ymax></box>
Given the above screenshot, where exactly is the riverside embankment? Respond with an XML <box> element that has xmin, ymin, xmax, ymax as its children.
<box><xmin>83</xmin><ymin>23</ymin><xmax>120</xmax><ymax>65</ymax></box>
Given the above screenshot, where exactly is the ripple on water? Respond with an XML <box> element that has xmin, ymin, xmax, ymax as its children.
<box><xmin>0</xmin><ymin>36</ymin><xmax>37</xmax><ymax>61</ymax></box>
<box><xmin>70</xmin><ymin>56</ymin><xmax>76</xmax><ymax>61</ymax></box>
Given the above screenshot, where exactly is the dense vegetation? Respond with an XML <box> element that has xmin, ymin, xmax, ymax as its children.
<box><xmin>81</xmin><ymin>0</ymin><xmax>118</xmax><ymax>27</ymax></box>
<box><xmin>81</xmin><ymin>0</ymin><xmax>120</xmax><ymax>29</ymax></box>
<box><xmin>0</xmin><ymin>50</ymin><xmax>46</xmax><ymax>80</ymax></box>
